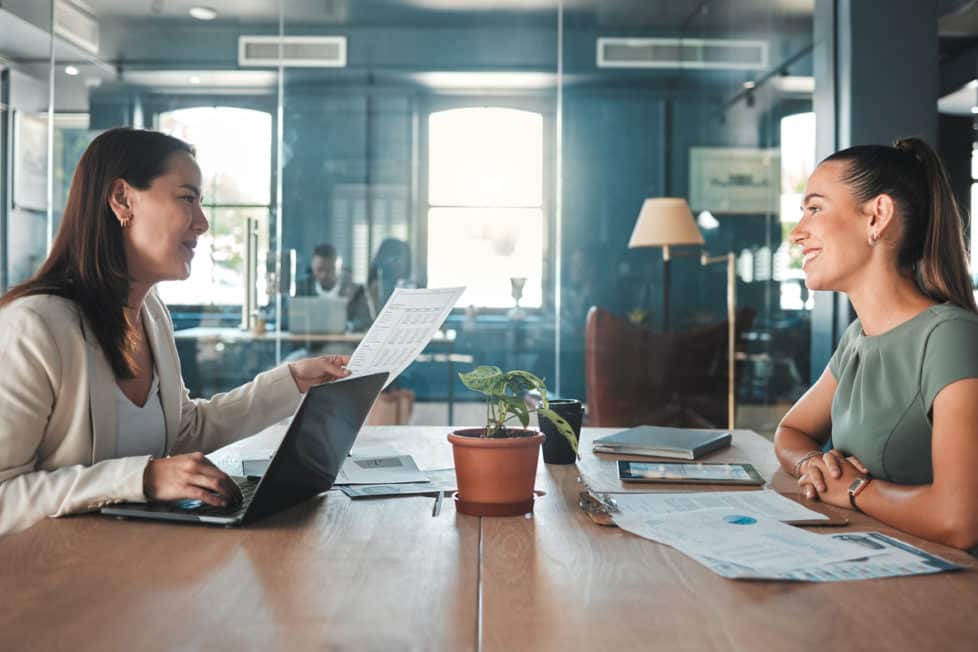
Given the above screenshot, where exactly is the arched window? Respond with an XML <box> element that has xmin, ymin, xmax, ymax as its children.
<box><xmin>156</xmin><ymin>106</ymin><xmax>272</xmax><ymax>306</ymax></box>
<box><xmin>427</xmin><ymin>107</ymin><xmax>544</xmax><ymax>308</ymax></box>
<box><xmin>778</xmin><ymin>111</ymin><xmax>815</xmax><ymax>310</ymax></box>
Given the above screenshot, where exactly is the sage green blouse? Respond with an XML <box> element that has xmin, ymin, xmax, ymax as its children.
<box><xmin>829</xmin><ymin>303</ymin><xmax>978</xmax><ymax>485</ymax></box>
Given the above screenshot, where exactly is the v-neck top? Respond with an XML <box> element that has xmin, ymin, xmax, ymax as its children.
<box><xmin>829</xmin><ymin>303</ymin><xmax>978</xmax><ymax>484</ymax></box>
<box><xmin>114</xmin><ymin>368</ymin><xmax>166</xmax><ymax>459</ymax></box>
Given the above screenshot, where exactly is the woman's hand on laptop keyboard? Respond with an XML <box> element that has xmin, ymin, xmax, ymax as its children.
<box><xmin>143</xmin><ymin>452</ymin><xmax>243</xmax><ymax>507</ymax></box>
<box><xmin>288</xmin><ymin>354</ymin><xmax>352</xmax><ymax>393</ymax></box>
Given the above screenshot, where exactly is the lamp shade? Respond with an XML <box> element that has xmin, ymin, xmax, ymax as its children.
<box><xmin>628</xmin><ymin>198</ymin><xmax>705</xmax><ymax>249</ymax></box>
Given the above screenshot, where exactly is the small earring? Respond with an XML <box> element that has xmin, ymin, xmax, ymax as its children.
<box><xmin>868</xmin><ymin>230</ymin><xmax>878</xmax><ymax>246</ymax></box>
<box><xmin>119</xmin><ymin>212</ymin><xmax>132</xmax><ymax>229</ymax></box>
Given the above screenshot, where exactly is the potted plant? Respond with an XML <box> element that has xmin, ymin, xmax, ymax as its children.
<box><xmin>448</xmin><ymin>366</ymin><xmax>578</xmax><ymax>516</ymax></box>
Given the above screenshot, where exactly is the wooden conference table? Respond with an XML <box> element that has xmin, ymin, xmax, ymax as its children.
<box><xmin>2</xmin><ymin>427</ymin><xmax>977</xmax><ymax>651</ymax></box>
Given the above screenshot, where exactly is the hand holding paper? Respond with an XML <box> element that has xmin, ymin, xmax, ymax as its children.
<box><xmin>346</xmin><ymin>287</ymin><xmax>465</xmax><ymax>388</ymax></box>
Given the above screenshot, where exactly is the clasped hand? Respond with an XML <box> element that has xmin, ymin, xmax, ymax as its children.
<box><xmin>797</xmin><ymin>450</ymin><xmax>869</xmax><ymax>509</ymax></box>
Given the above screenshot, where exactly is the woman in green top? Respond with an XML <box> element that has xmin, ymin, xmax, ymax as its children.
<box><xmin>774</xmin><ymin>137</ymin><xmax>978</xmax><ymax>550</ymax></box>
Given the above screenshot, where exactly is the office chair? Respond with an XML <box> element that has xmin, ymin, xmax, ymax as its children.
<box><xmin>584</xmin><ymin>306</ymin><xmax>754</xmax><ymax>428</ymax></box>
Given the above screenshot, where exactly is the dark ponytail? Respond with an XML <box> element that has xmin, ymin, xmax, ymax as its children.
<box><xmin>824</xmin><ymin>137</ymin><xmax>977</xmax><ymax>313</ymax></box>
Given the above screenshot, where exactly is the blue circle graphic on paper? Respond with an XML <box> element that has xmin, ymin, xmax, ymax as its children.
<box><xmin>724</xmin><ymin>514</ymin><xmax>757</xmax><ymax>525</ymax></box>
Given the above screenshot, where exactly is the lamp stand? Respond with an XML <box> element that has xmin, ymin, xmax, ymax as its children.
<box><xmin>701</xmin><ymin>252</ymin><xmax>736</xmax><ymax>431</ymax></box>
<box><xmin>662</xmin><ymin>244</ymin><xmax>671</xmax><ymax>331</ymax></box>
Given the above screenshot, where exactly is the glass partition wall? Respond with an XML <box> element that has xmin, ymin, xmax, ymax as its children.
<box><xmin>558</xmin><ymin>1</ymin><xmax>814</xmax><ymax>435</ymax></box>
<box><xmin>2</xmin><ymin>1</ymin><xmax>813</xmax><ymax>433</ymax></box>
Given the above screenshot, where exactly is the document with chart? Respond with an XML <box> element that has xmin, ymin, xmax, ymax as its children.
<box><xmin>346</xmin><ymin>287</ymin><xmax>465</xmax><ymax>387</ymax></box>
<box><xmin>690</xmin><ymin>532</ymin><xmax>962</xmax><ymax>582</ymax></box>
<box><xmin>613</xmin><ymin>507</ymin><xmax>961</xmax><ymax>582</ymax></box>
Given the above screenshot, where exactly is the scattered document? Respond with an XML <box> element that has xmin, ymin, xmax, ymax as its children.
<box><xmin>693</xmin><ymin>532</ymin><xmax>962</xmax><ymax>581</ymax></box>
<box><xmin>346</xmin><ymin>287</ymin><xmax>465</xmax><ymax>388</ymax></box>
<box><xmin>613</xmin><ymin>508</ymin><xmax>878</xmax><ymax>572</ymax></box>
<box><xmin>340</xmin><ymin>468</ymin><xmax>457</xmax><ymax>498</ymax></box>
<box><xmin>350</xmin><ymin>445</ymin><xmax>402</xmax><ymax>459</ymax></box>
<box><xmin>335</xmin><ymin>453</ymin><xmax>429</xmax><ymax>485</ymax></box>
<box><xmin>608</xmin><ymin>490</ymin><xmax>828</xmax><ymax>523</ymax></box>
<box><xmin>209</xmin><ymin>448</ymin><xmax>276</xmax><ymax>476</ymax></box>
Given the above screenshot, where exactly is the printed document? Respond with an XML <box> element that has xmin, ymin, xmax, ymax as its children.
<box><xmin>340</xmin><ymin>468</ymin><xmax>457</xmax><ymax>498</ymax></box>
<box><xmin>335</xmin><ymin>453</ymin><xmax>429</xmax><ymax>485</ymax></box>
<box><xmin>608</xmin><ymin>490</ymin><xmax>828</xmax><ymax>523</ymax></box>
<box><xmin>693</xmin><ymin>532</ymin><xmax>962</xmax><ymax>581</ymax></box>
<box><xmin>613</xmin><ymin>508</ymin><xmax>877</xmax><ymax>571</ymax></box>
<box><xmin>346</xmin><ymin>287</ymin><xmax>465</xmax><ymax>387</ymax></box>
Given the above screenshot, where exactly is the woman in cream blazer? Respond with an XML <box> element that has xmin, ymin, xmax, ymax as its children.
<box><xmin>0</xmin><ymin>128</ymin><xmax>349</xmax><ymax>536</ymax></box>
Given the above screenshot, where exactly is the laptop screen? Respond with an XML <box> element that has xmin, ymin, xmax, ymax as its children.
<box><xmin>245</xmin><ymin>372</ymin><xmax>388</xmax><ymax>521</ymax></box>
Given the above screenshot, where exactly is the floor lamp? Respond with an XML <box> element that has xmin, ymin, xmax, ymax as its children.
<box><xmin>628</xmin><ymin>197</ymin><xmax>736</xmax><ymax>430</ymax></box>
<box><xmin>628</xmin><ymin>198</ymin><xmax>704</xmax><ymax>332</ymax></box>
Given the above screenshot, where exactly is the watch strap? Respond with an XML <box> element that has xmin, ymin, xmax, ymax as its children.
<box><xmin>848</xmin><ymin>476</ymin><xmax>872</xmax><ymax>512</ymax></box>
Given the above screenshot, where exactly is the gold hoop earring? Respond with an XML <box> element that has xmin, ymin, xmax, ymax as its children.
<box><xmin>119</xmin><ymin>213</ymin><xmax>132</xmax><ymax>229</ymax></box>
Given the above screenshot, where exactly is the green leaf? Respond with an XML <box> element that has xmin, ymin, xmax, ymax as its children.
<box><xmin>537</xmin><ymin>407</ymin><xmax>579</xmax><ymax>458</ymax></box>
<box><xmin>458</xmin><ymin>366</ymin><xmax>503</xmax><ymax>395</ymax></box>
<box><xmin>505</xmin><ymin>370</ymin><xmax>546</xmax><ymax>393</ymax></box>
<box><xmin>502</xmin><ymin>395</ymin><xmax>530</xmax><ymax>428</ymax></box>
<box><xmin>461</xmin><ymin>365</ymin><xmax>561</xmax><ymax>438</ymax></box>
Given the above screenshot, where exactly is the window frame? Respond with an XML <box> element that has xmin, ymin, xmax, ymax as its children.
<box><xmin>152</xmin><ymin>104</ymin><xmax>275</xmax><ymax>310</ymax></box>
<box><xmin>418</xmin><ymin>93</ymin><xmax>556</xmax><ymax>314</ymax></box>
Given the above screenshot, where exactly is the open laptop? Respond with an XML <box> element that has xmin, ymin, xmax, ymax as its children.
<box><xmin>101</xmin><ymin>371</ymin><xmax>388</xmax><ymax>526</ymax></box>
<box><xmin>288</xmin><ymin>295</ymin><xmax>348</xmax><ymax>334</ymax></box>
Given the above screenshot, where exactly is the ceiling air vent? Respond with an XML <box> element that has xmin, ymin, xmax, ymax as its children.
<box><xmin>54</xmin><ymin>0</ymin><xmax>99</xmax><ymax>55</ymax></box>
<box><xmin>238</xmin><ymin>36</ymin><xmax>347</xmax><ymax>68</ymax></box>
<box><xmin>597</xmin><ymin>37</ymin><xmax>767</xmax><ymax>71</ymax></box>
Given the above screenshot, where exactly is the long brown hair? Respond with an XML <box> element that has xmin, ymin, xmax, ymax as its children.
<box><xmin>0</xmin><ymin>128</ymin><xmax>195</xmax><ymax>378</ymax></box>
<box><xmin>824</xmin><ymin>137</ymin><xmax>977</xmax><ymax>313</ymax></box>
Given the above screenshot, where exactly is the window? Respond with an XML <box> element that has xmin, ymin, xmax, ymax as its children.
<box><xmin>155</xmin><ymin>107</ymin><xmax>272</xmax><ymax>306</ymax></box>
<box><xmin>426</xmin><ymin>107</ymin><xmax>544</xmax><ymax>308</ymax></box>
<box><xmin>777</xmin><ymin>111</ymin><xmax>815</xmax><ymax>310</ymax></box>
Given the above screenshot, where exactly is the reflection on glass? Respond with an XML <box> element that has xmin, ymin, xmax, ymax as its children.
<box><xmin>16</xmin><ymin>0</ymin><xmax>818</xmax><ymax>428</ymax></box>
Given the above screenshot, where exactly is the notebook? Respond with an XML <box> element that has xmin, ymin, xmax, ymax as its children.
<box><xmin>592</xmin><ymin>425</ymin><xmax>732</xmax><ymax>460</ymax></box>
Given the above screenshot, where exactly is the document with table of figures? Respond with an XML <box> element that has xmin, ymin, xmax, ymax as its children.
<box><xmin>346</xmin><ymin>287</ymin><xmax>465</xmax><ymax>388</ymax></box>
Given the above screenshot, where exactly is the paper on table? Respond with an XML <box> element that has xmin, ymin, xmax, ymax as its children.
<box><xmin>236</xmin><ymin>446</ymin><xmax>416</xmax><ymax>482</ymax></box>
<box><xmin>613</xmin><ymin>508</ymin><xmax>878</xmax><ymax>571</ymax></box>
<box><xmin>609</xmin><ymin>490</ymin><xmax>828</xmax><ymax>523</ymax></box>
<box><xmin>691</xmin><ymin>532</ymin><xmax>962</xmax><ymax>581</ymax></box>
<box><xmin>208</xmin><ymin>448</ymin><xmax>276</xmax><ymax>476</ymax></box>
<box><xmin>335</xmin><ymin>454</ymin><xmax>429</xmax><ymax>485</ymax></box>
<box><xmin>340</xmin><ymin>468</ymin><xmax>458</xmax><ymax>498</ymax></box>
<box><xmin>346</xmin><ymin>287</ymin><xmax>465</xmax><ymax>388</ymax></box>
<box><xmin>350</xmin><ymin>446</ymin><xmax>401</xmax><ymax>459</ymax></box>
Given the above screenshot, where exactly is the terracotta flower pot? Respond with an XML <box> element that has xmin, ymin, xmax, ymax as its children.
<box><xmin>448</xmin><ymin>428</ymin><xmax>543</xmax><ymax>517</ymax></box>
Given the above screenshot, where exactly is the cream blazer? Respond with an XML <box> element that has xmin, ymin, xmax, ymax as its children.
<box><xmin>0</xmin><ymin>292</ymin><xmax>302</xmax><ymax>536</ymax></box>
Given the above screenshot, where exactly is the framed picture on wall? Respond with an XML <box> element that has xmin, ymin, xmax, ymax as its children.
<box><xmin>689</xmin><ymin>147</ymin><xmax>780</xmax><ymax>214</ymax></box>
<box><xmin>13</xmin><ymin>110</ymin><xmax>49</xmax><ymax>212</ymax></box>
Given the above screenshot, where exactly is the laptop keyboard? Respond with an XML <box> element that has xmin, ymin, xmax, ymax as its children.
<box><xmin>182</xmin><ymin>477</ymin><xmax>260</xmax><ymax>518</ymax></box>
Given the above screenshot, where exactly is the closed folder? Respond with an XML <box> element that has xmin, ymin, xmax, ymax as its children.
<box><xmin>591</xmin><ymin>425</ymin><xmax>732</xmax><ymax>460</ymax></box>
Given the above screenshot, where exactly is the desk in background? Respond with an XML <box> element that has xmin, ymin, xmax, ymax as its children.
<box><xmin>174</xmin><ymin>328</ymin><xmax>472</xmax><ymax>421</ymax></box>
<box><xmin>2</xmin><ymin>427</ymin><xmax>976</xmax><ymax>651</ymax></box>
